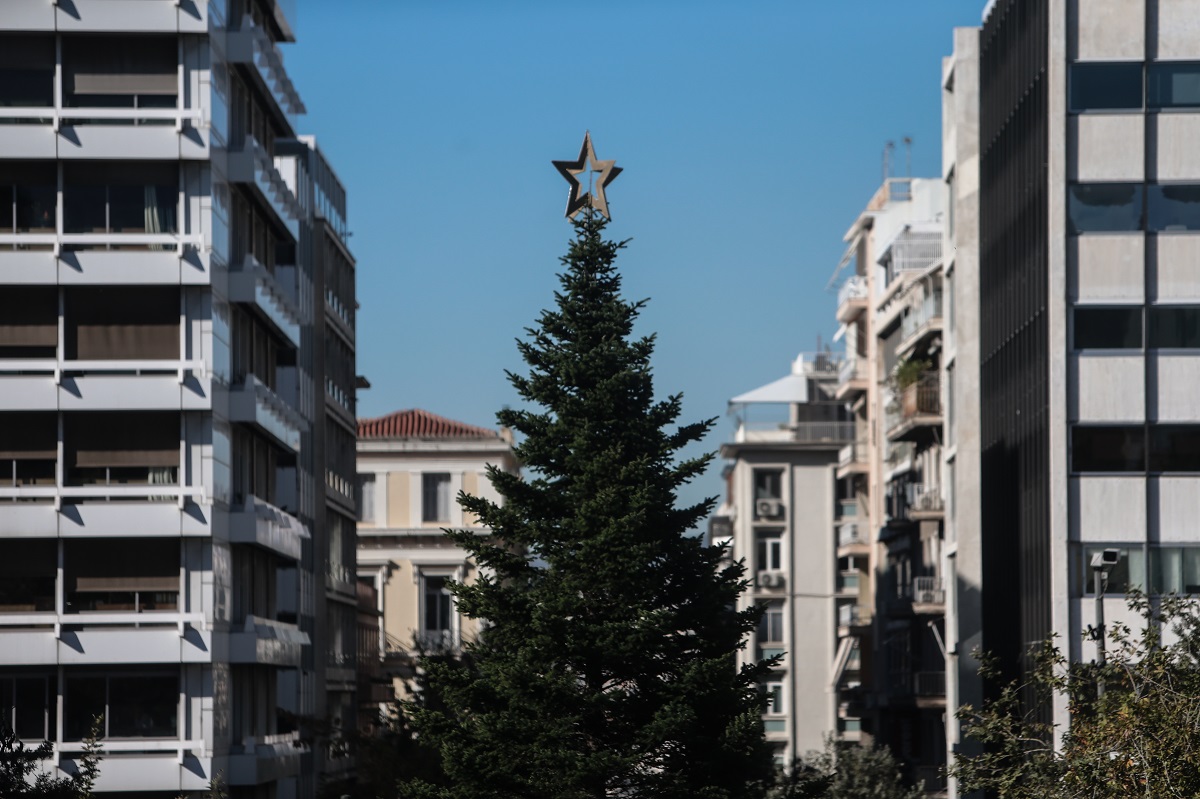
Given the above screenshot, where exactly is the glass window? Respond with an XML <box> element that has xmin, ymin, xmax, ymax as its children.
<box><xmin>758</xmin><ymin>602</ymin><xmax>784</xmax><ymax>643</ymax></box>
<box><xmin>107</xmin><ymin>676</ymin><xmax>177</xmax><ymax>738</ymax></box>
<box><xmin>1148</xmin><ymin>547</ymin><xmax>1200</xmax><ymax>594</ymax></box>
<box><xmin>1068</xmin><ymin>183</ymin><xmax>1144</xmax><ymax>233</ymax></box>
<box><xmin>1074</xmin><ymin>307</ymin><xmax>1142</xmax><ymax>349</ymax></box>
<box><xmin>358</xmin><ymin>474</ymin><xmax>375</xmax><ymax>524</ymax></box>
<box><xmin>421</xmin><ymin>473</ymin><xmax>451</xmax><ymax>523</ymax></box>
<box><xmin>1082</xmin><ymin>546</ymin><xmax>1145</xmax><ymax>594</ymax></box>
<box><xmin>753</xmin><ymin>470</ymin><xmax>783</xmax><ymax>501</ymax></box>
<box><xmin>1148</xmin><ymin>62</ymin><xmax>1200</xmax><ymax>109</ymax></box>
<box><xmin>1149</xmin><ymin>426</ymin><xmax>1200</xmax><ymax>472</ymax></box>
<box><xmin>422</xmin><ymin>575</ymin><xmax>453</xmax><ymax>647</ymax></box>
<box><xmin>763</xmin><ymin>681</ymin><xmax>784</xmax><ymax>715</ymax></box>
<box><xmin>756</xmin><ymin>532</ymin><xmax>783</xmax><ymax>572</ymax></box>
<box><xmin>1148</xmin><ymin>184</ymin><xmax>1200</xmax><ymax>231</ymax></box>
<box><xmin>1070</xmin><ymin>62</ymin><xmax>1144</xmax><ymax>111</ymax></box>
<box><xmin>1149</xmin><ymin>307</ymin><xmax>1200</xmax><ymax>348</ymax></box>
<box><xmin>1072</xmin><ymin>426</ymin><xmax>1145</xmax><ymax>472</ymax></box>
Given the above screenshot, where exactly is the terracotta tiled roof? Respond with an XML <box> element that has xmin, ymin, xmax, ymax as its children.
<box><xmin>357</xmin><ymin>409</ymin><xmax>501</xmax><ymax>441</ymax></box>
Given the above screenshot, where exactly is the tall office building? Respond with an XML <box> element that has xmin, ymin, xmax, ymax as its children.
<box><xmin>974</xmin><ymin>0</ymin><xmax>1200</xmax><ymax>730</ymax></box>
<box><xmin>0</xmin><ymin>3</ymin><xmax>358</xmax><ymax>797</ymax></box>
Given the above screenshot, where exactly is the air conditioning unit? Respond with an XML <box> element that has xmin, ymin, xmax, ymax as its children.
<box><xmin>756</xmin><ymin>499</ymin><xmax>784</xmax><ymax>519</ymax></box>
<box><xmin>759</xmin><ymin>571</ymin><xmax>786</xmax><ymax>589</ymax></box>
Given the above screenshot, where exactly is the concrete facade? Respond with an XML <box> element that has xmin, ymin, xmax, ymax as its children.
<box><xmin>355</xmin><ymin>411</ymin><xmax>518</xmax><ymax>703</ymax></box>
<box><xmin>0</xmin><ymin>3</ymin><xmax>358</xmax><ymax>797</ymax></box>
<box><xmin>717</xmin><ymin>354</ymin><xmax>856</xmax><ymax>764</ymax></box>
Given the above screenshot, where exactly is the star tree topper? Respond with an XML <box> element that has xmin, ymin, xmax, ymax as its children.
<box><xmin>552</xmin><ymin>132</ymin><xmax>622</xmax><ymax>220</ymax></box>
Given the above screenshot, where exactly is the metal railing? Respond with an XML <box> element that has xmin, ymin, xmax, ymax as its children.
<box><xmin>910</xmin><ymin>484</ymin><xmax>945</xmax><ymax>513</ymax></box>
<box><xmin>838</xmin><ymin>440</ymin><xmax>867</xmax><ymax>467</ymax></box>
<box><xmin>896</xmin><ymin>375</ymin><xmax>942</xmax><ymax>422</ymax></box>
<box><xmin>893</xmin><ymin>230</ymin><xmax>942</xmax><ymax>273</ymax></box>
<box><xmin>913</xmin><ymin>576</ymin><xmax>945</xmax><ymax>604</ymax></box>
<box><xmin>838</xmin><ymin>522</ymin><xmax>866</xmax><ymax>548</ymax></box>
<box><xmin>837</xmin><ymin>275</ymin><xmax>867</xmax><ymax>307</ymax></box>
<box><xmin>737</xmin><ymin>421</ymin><xmax>857</xmax><ymax>445</ymax></box>
<box><xmin>838</xmin><ymin>604</ymin><xmax>868</xmax><ymax>626</ymax></box>
<box><xmin>900</xmin><ymin>291</ymin><xmax>944</xmax><ymax>342</ymax></box>
<box><xmin>837</xmin><ymin>356</ymin><xmax>862</xmax><ymax>387</ymax></box>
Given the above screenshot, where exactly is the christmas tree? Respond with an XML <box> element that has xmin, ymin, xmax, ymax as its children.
<box><xmin>405</xmin><ymin>211</ymin><xmax>775</xmax><ymax>799</ymax></box>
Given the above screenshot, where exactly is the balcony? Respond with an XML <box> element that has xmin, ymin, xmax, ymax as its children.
<box><xmin>912</xmin><ymin>576</ymin><xmax>945</xmax><ymax>611</ymax></box>
<box><xmin>228</xmin><ymin>375</ymin><xmax>304</xmax><ymax>452</ymax></box>
<box><xmin>897</xmin><ymin>291</ymin><xmax>944</xmax><ymax>358</ymax></box>
<box><xmin>836</xmin><ymin>275</ymin><xmax>868</xmax><ymax>323</ymax></box>
<box><xmin>227</xmin><ymin>135</ymin><xmax>302</xmax><ymax>241</ymax></box>
<box><xmin>225</xmin><ymin>17</ymin><xmax>306</xmax><ymax>130</ymax></box>
<box><xmin>835</xmin><ymin>356</ymin><xmax>868</xmax><ymax>401</ymax></box>
<box><xmin>228</xmin><ymin>255</ymin><xmax>302</xmax><ymax>348</ymax></box>
<box><xmin>836</xmin><ymin>439</ymin><xmax>869</xmax><ymax>478</ymax></box>
<box><xmin>836</xmin><ymin>570</ymin><xmax>860</xmax><ymax>596</ymax></box>
<box><xmin>837</xmin><ymin>603</ymin><xmax>870</xmax><ymax>634</ymax></box>
<box><xmin>228</xmin><ymin>730</ymin><xmax>302</xmax><ymax>786</ymax></box>
<box><xmin>735</xmin><ymin>421</ymin><xmax>856</xmax><ymax>446</ymax></box>
<box><xmin>837</xmin><ymin>521</ymin><xmax>869</xmax><ymax>556</ymax></box>
<box><xmin>909</xmin><ymin>484</ymin><xmax>945</xmax><ymax>520</ymax></box>
<box><xmin>229</xmin><ymin>496</ymin><xmax>308</xmax><ymax>561</ymax></box>
<box><xmin>890</xmin><ymin>670</ymin><xmax>946</xmax><ymax>706</ymax></box>
<box><xmin>229</xmin><ymin>614</ymin><xmax>308</xmax><ymax>667</ymax></box>
<box><xmin>886</xmin><ymin>375</ymin><xmax>942</xmax><ymax>445</ymax></box>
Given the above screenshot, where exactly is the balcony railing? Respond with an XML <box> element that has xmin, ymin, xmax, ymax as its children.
<box><xmin>838</xmin><ymin>604</ymin><xmax>868</xmax><ymax>627</ymax></box>
<box><xmin>913</xmin><ymin>576</ymin><xmax>945</xmax><ymax>605</ymax></box>
<box><xmin>838</xmin><ymin>522</ymin><xmax>866</xmax><ymax>548</ymax></box>
<box><xmin>736</xmin><ymin>421</ymin><xmax>856</xmax><ymax>445</ymax></box>
<box><xmin>910</xmin><ymin>484</ymin><xmax>945</xmax><ymax>514</ymax></box>
<box><xmin>899</xmin><ymin>291</ymin><xmax>944</xmax><ymax>343</ymax></box>
<box><xmin>838</xmin><ymin>439</ymin><xmax>867</xmax><ymax>467</ymax></box>
<box><xmin>837</xmin><ymin>275</ymin><xmax>867</xmax><ymax>308</ymax></box>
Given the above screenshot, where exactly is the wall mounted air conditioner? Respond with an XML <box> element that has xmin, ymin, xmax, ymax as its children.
<box><xmin>759</xmin><ymin>571</ymin><xmax>786</xmax><ymax>589</ymax></box>
<box><xmin>755</xmin><ymin>499</ymin><xmax>784</xmax><ymax>519</ymax></box>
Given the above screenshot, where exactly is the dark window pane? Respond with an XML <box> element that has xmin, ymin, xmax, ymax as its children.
<box><xmin>1072</xmin><ymin>426</ymin><xmax>1145</xmax><ymax>472</ymax></box>
<box><xmin>13</xmin><ymin>679</ymin><xmax>46</xmax><ymax>740</ymax></box>
<box><xmin>1148</xmin><ymin>184</ymin><xmax>1200</xmax><ymax>231</ymax></box>
<box><xmin>1149</xmin><ymin>62</ymin><xmax>1200</xmax><ymax>109</ymax></box>
<box><xmin>1150</xmin><ymin>426</ymin><xmax>1200</xmax><ymax>472</ymax></box>
<box><xmin>1070</xmin><ymin>62</ymin><xmax>1143</xmax><ymax>111</ymax></box>
<box><xmin>64</xmin><ymin>185</ymin><xmax>106</xmax><ymax>234</ymax></box>
<box><xmin>14</xmin><ymin>186</ymin><xmax>55</xmax><ymax>233</ymax></box>
<box><xmin>108</xmin><ymin>676</ymin><xmax>176</xmax><ymax>738</ymax></box>
<box><xmin>1074</xmin><ymin>307</ymin><xmax>1142</xmax><ymax>348</ymax></box>
<box><xmin>65</xmin><ymin>677</ymin><xmax>106</xmax><ymax>740</ymax></box>
<box><xmin>1069</xmin><ymin>183</ymin><xmax>1144</xmax><ymax>233</ymax></box>
<box><xmin>1149</xmin><ymin>307</ymin><xmax>1200</xmax><ymax>348</ymax></box>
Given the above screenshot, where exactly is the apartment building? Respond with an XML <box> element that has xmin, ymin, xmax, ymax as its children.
<box><xmin>830</xmin><ymin>177</ymin><xmax>948</xmax><ymax>792</ymax></box>
<box><xmin>717</xmin><ymin>354</ymin><xmax>856</xmax><ymax>764</ymax></box>
<box><xmin>971</xmin><ymin>0</ymin><xmax>1200</xmax><ymax>734</ymax></box>
<box><xmin>355</xmin><ymin>409</ymin><xmax>518</xmax><ymax>702</ymax></box>
<box><xmin>0</xmin><ymin>3</ymin><xmax>357</xmax><ymax>797</ymax></box>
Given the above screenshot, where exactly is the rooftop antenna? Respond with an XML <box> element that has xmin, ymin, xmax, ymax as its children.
<box><xmin>883</xmin><ymin>140</ymin><xmax>895</xmax><ymax>183</ymax></box>
<box><xmin>903</xmin><ymin>136</ymin><xmax>913</xmax><ymax>178</ymax></box>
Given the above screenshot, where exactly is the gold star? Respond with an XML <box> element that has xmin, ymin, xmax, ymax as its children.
<box><xmin>552</xmin><ymin>132</ymin><xmax>622</xmax><ymax>220</ymax></box>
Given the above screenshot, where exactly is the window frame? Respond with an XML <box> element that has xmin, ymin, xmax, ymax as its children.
<box><xmin>421</xmin><ymin>472</ymin><xmax>452</xmax><ymax>524</ymax></box>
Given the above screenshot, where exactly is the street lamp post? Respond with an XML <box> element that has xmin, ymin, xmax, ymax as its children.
<box><xmin>1091</xmin><ymin>548</ymin><xmax>1121</xmax><ymax>698</ymax></box>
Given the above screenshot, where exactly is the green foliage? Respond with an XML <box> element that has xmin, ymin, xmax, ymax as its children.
<box><xmin>0</xmin><ymin>716</ymin><xmax>102</xmax><ymax>798</ymax></box>
<box><xmin>402</xmin><ymin>212</ymin><xmax>775</xmax><ymax>798</ymax></box>
<box><xmin>951</xmin><ymin>591</ymin><xmax>1200</xmax><ymax>798</ymax></box>
<box><xmin>772</xmin><ymin>739</ymin><xmax>918</xmax><ymax>799</ymax></box>
<box><xmin>892</xmin><ymin>358</ymin><xmax>932</xmax><ymax>390</ymax></box>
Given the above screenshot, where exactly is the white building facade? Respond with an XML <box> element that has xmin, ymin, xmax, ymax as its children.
<box><xmin>0</xmin><ymin>3</ymin><xmax>358</xmax><ymax>797</ymax></box>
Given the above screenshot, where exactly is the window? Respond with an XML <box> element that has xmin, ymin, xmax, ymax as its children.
<box><xmin>1148</xmin><ymin>184</ymin><xmax>1200</xmax><ymax>231</ymax></box>
<box><xmin>763</xmin><ymin>681</ymin><xmax>784</xmax><ymax>716</ymax></box>
<box><xmin>0</xmin><ymin>676</ymin><xmax>52</xmax><ymax>740</ymax></box>
<box><xmin>1149</xmin><ymin>307</ymin><xmax>1200</xmax><ymax>348</ymax></box>
<box><xmin>62</xmin><ymin>35</ymin><xmax>178</xmax><ymax>109</ymax></box>
<box><xmin>420</xmin><ymin>574</ymin><xmax>454</xmax><ymax>649</ymax></box>
<box><xmin>63</xmin><ymin>162</ymin><xmax>178</xmax><ymax>239</ymax></box>
<box><xmin>1071</xmin><ymin>426</ymin><xmax>1145</xmax><ymax>472</ymax></box>
<box><xmin>753</xmin><ymin>470</ymin><xmax>783</xmax><ymax>501</ymax></box>
<box><xmin>756</xmin><ymin>531</ymin><xmax>783</xmax><ymax>572</ymax></box>
<box><xmin>1080</xmin><ymin>546</ymin><xmax>1145</xmax><ymax>595</ymax></box>
<box><xmin>1070</xmin><ymin>62</ymin><xmax>1143</xmax><ymax>111</ymax></box>
<box><xmin>65</xmin><ymin>538</ymin><xmax>179</xmax><ymax>613</ymax></box>
<box><xmin>0</xmin><ymin>35</ymin><xmax>54</xmax><ymax>108</ymax></box>
<box><xmin>422</xmin><ymin>473</ymin><xmax>452</xmax><ymax>523</ymax></box>
<box><xmin>1150</xmin><ymin>547</ymin><xmax>1200</xmax><ymax>594</ymax></box>
<box><xmin>64</xmin><ymin>286</ymin><xmax>180</xmax><ymax>360</ymax></box>
<box><xmin>758</xmin><ymin>602</ymin><xmax>784</xmax><ymax>644</ymax></box>
<box><xmin>1149</xmin><ymin>426</ymin><xmax>1200</xmax><ymax>472</ymax></box>
<box><xmin>358</xmin><ymin>473</ymin><xmax>376</xmax><ymax>524</ymax></box>
<box><xmin>1073</xmin><ymin>307</ymin><xmax>1142</xmax><ymax>349</ymax></box>
<box><xmin>1148</xmin><ymin>62</ymin><xmax>1200</xmax><ymax>109</ymax></box>
<box><xmin>0</xmin><ymin>162</ymin><xmax>56</xmax><ymax>237</ymax></box>
<box><xmin>65</xmin><ymin>673</ymin><xmax>178</xmax><ymax>740</ymax></box>
<box><xmin>1068</xmin><ymin>183</ymin><xmax>1144</xmax><ymax>233</ymax></box>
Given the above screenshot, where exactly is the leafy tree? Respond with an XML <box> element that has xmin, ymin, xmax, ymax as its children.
<box><xmin>950</xmin><ymin>591</ymin><xmax>1200</xmax><ymax>798</ymax></box>
<box><xmin>403</xmin><ymin>211</ymin><xmax>775</xmax><ymax>799</ymax></box>
<box><xmin>772</xmin><ymin>738</ymin><xmax>918</xmax><ymax>799</ymax></box>
<box><xmin>0</xmin><ymin>717</ymin><xmax>102</xmax><ymax>798</ymax></box>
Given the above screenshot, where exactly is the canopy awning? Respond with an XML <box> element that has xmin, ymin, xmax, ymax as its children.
<box><xmin>729</xmin><ymin>373</ymin><xmax>809</xmax><ymax>406</ymax></box>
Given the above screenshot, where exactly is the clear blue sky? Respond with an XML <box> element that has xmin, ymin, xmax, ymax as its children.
<box><xmin>287</xmin><ymin>1</ymin><xmax>985</xmax><ymax>517</ymax></box>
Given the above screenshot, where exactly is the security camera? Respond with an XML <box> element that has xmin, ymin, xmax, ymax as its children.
<box><xmin>1091</xmin><ymin>549</ymin><xmax>1121</xmax><ymax>569</ymax></box>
